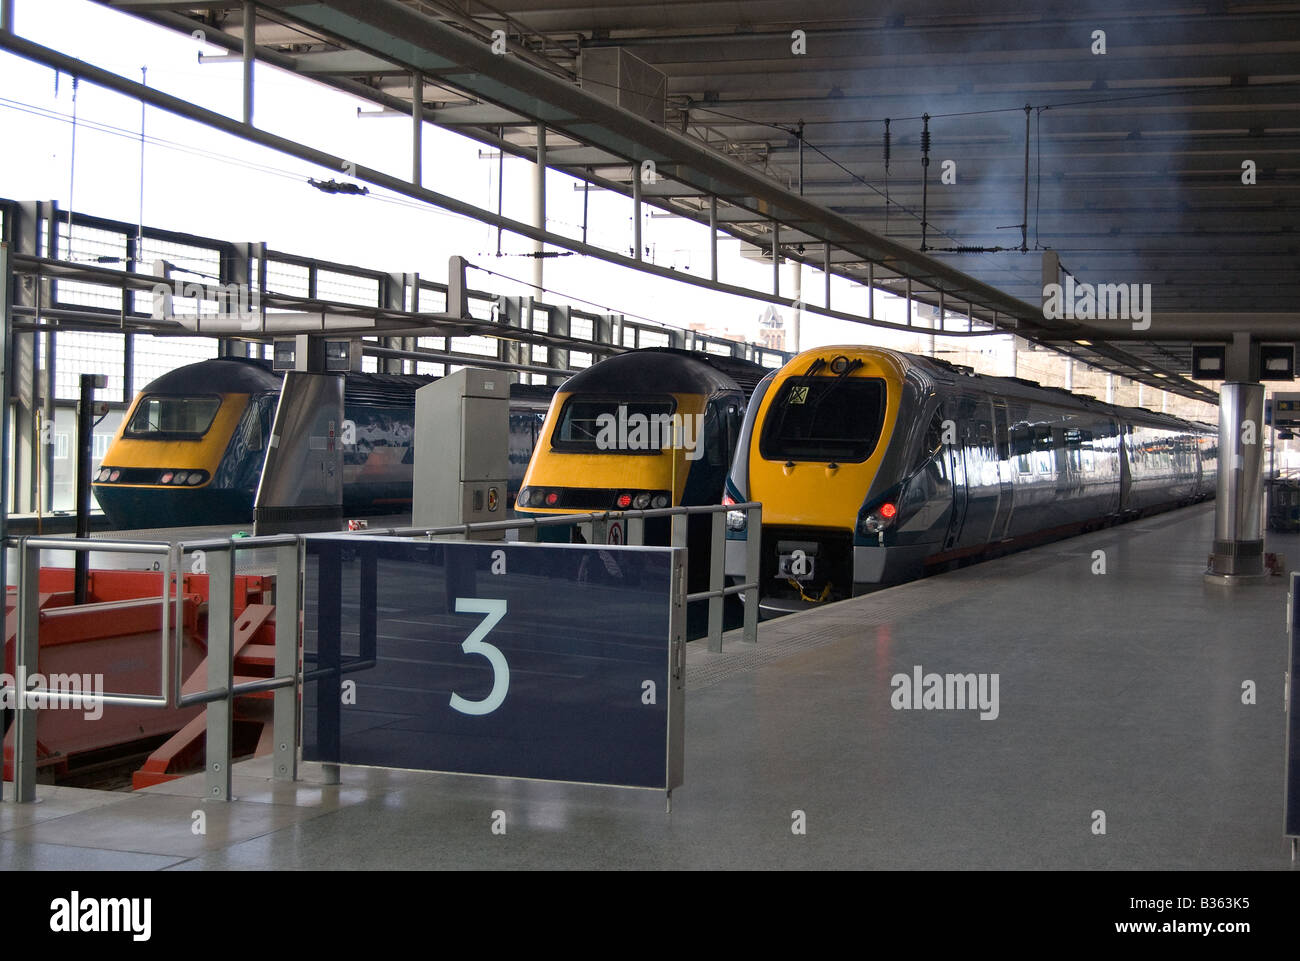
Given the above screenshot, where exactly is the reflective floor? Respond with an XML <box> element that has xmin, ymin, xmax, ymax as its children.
<box><xmin>4</xmin><ymin>502</ymin><xmax>1296</xmax><ymax>870</ymax></box>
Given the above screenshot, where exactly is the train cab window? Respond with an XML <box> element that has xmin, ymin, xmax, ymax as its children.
<box><xmin>913</xmin><ymin>410</ymin><xmax>945</xmax><ymax>472</ymax></box>
<box><xmin>126</xmin><ymin>395</ymin><xmax>222</xmax><ymax>438</ymax></box>
<box><xmin>759</xmin><ymin>377</ymin><xmax>886</xmax><ymax>463</ymax></box>
<box><xmin>703</xmin><ymin>399</ymin><xmax>743</xmax><ymax>468</ymax></box>
<box><xmin>551</xmin><ymin>396</ymin><xmax>676</xmax><ymax>453</ymax></box>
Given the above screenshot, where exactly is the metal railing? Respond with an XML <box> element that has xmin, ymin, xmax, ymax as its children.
<box><xmin>4</xmin><ymin>534</ymin><xmax>301</xmax><ymax>803</ymax></box>
<box><xmin>3</xmin><ymin>501</ymin><xmax>761</xmax><ymax>803</ymax></box>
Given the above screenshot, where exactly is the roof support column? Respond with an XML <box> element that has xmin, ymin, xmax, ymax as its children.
<box><xmin>533</xmin><ymin>123</ymin><xmax>546</xmax><ymax>298</ymax></box>
<box><xmin>1</xmin><ymin>0</ymin><xmax>13</xmax><ymax>31</ymax></box>
<box><xmin>411</xmin><ymin>72</ymin><xmax>422</xmax><ymax>186</ymax></box>
<box><xmin>242</xmin><ymin>2</ymin><xmax>254</xmax><ymax>126</ymax></box>
<box><xmin>823</xmin><ymin>242</ymin><xmax>831</xmax><ymax>309</ymax></box>
<box><xmin>1207</xmin><ymin>380</ymin><xmax>1267</xmax><ymax>583</ymax></box>
<box><xmin>771</xmin><ymin>221</ymin><xmax>779</xmax><ymax>296</ymax></box>
<box><xmin>1207</xmin><ymin>332</ymin><xmax>1268</xmax><ymax>583</ymax></box>
<box><xmin>632</xmin><ymin>162</ymin><xmax>641</xmax><ymax>263</ymax></box>
<box><xmin>708</xmin><ymin>196</ymin><xmax>717</xmax><ymax>283</ymax></box>
<box><xmin>791</xmin><ymin>260</ymin><xmax>801</xmax><ymax>354</ymax></box>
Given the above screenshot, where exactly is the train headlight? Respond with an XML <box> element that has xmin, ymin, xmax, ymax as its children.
<box><xmin>173</xmin><ymin>471</ymin><xmax>189</xmax><ymax>484</ymax></box>
<box><xmin>633</xmin><ymin>493</ymin><xmax>651</xmax><ymax>509</ymax></box>
<box><xmin>94</xmin><ymin>468</ymin><xmax>109</xmax><ymax>482</ymax></box>
<box><xmin>186</xmin><ymin>472</ymin><xmax>204</xmax><ymax>485</ymax></box>
<box><xmin>859</xmin><ymin>502</ymin><xmax>898</xmax><ymax>535</ymax></box>
<box><xmin>517</xmin><ymin>488</ymin><xmax>532</xmax><ymax>508</ymax></box>
<box><xmin>651</xmin><ymin>494</ymin><xmax>669</xmax><ymax>508</ymax></box>
<box><xmin>726</xmin><ymin>510</ymin><xmax>747</xmax><ymax>532</ymax></box>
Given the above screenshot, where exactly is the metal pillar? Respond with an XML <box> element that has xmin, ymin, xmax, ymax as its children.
<box><xmin>411</xmin><ymin>72</ymin><xmax>423</xmax><ymax>186</ymax></box>
<box><xmin>823</xmin><ymin>242</ymin><xmax>831</xmax><ymax>309</ymax></box>
<box><xmin>73</xmin><ymin>374</ymin><xmax>105</xmax><ymax>604</ymax></box>
<box><xmin>548</xmin><ymin>305</ymin><xmax>571</xmax><ymax>386</ymax></box>
<box><xmin>206</xmin><ymin>547</ymin><xmax>235</xmax><ymax>799</ymax></box>
<box><xmin>708</xmin><ymin>195</ymin><xmax>718</xmax><ymax>282</ymax></box>
<box><xmin>1106</xmin><ymin>373</ymin><xmax>1114</xmax><ymax>403</ymax></box>
<box><xmin>631</xmin><ymin>161</ymin><xmax>641</xmax><ymax>262</ymax></box>
<box><xmin>791</xmin><ymin>260</ymin><xmax>802</xmax><ymax>355</ymax></box>
<box><xmin>272</xmin><ymin>542</ymin><xmax>300</xmax><ymax>782</ymax></box>
<box><xmin>12</xmin><ymin>542</ymin><xmax>40</xmax><ymax>802</ymax></box>
<box><xmin>12</xmin><ymin>202</ymin><xmax>48</xmax><ymax>514</ymax></box>
<box><xmin>1206</xmin><ymin>381</ymin><xmax>1269</xmax><ymax>584</ymax></box>
<box><xmin>533</xmin><ymin>124</ymin><xmax>546</xmax><ymax>295</ymax></box>
<box><xmin>771</xmin><ymin>221</ymin><xmax>779</xmax><ymax>296</ymax></box>
<box><xmin>41</xmin><ymin>334</ymin><xmax>54</xmax><ymax>512</ymax></box>
<box><xmin>1064</xmin><ymin>357</ymin><xmax>1073</xmax><ymax>391</ymax></box>
<box><xmin>867</xmin><ymin>262</ymin><xmax>874</xmax><ymax>319</ymax></box>
<box><xmin>1</xmin><ymin>0</ymin><xmax>13</xmax><ymax>31</ymax></box>
<box><xmin>242</xmin><ymin>1</ymin><xmax>255</xmax><ymax>125</ymax></box>
<box><xmin>382</xmin><ymin>273</ymin><xmax>406</xmax><ymax>373</ymax></box>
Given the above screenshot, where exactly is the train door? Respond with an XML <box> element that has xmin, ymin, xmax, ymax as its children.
<box><xmin>990</xmin><ymin>400</ymin><xmax>1015</xmax><ymax>541</ymax></box>
<box><xmin>1118</xmin><ymin>422</ymin><xmax>1133</xmax><ymax>512</ymax></box>
<box><xmin>955</xmin><ymin>395</ymin><xmax>1000</xmax><ymax>547</ymax></box>
<box><xmin>943</xmin><ymin>399</ymin><xmax>968</xmax><ymax>551</ymax></box>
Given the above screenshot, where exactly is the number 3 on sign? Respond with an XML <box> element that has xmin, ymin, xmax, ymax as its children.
<box><xmin>449</xmin><ymin>598</ymin><xmax>509</xmax><ymax>716</ymax></box>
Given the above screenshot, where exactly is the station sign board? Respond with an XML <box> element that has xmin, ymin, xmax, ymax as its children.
<box><xmin>1273</xmin><ymin>393</ymin><xmax>1300</xmax><ymax>429</ymax></box>
<box><xmin>301</xmin><ymin>536</ymin><xmax>685</xmax><ymax>791</ymax></box>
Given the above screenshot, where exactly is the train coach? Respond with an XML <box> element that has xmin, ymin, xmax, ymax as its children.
<box><xmin>723</xmin><ymin>345</ymin><xmax>1217</xmax><ymax>614</ymax></box>
<box><xmin>92</xmin><ymin>357</ymin><xmax>552</xmax><ymax>529</ymax></box>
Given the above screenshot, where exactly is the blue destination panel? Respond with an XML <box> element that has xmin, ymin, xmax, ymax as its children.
<box><xmin>302</xmin><ymin>536</ymin><xmax>679</xmax><ymax>789</ymax></box>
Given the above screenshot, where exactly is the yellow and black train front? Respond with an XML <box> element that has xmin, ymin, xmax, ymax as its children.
<box><xmin>724</xmin><ymin>346</ymin><xmax>942</xmax><ymax>613</ymax></box>
<box><xmin>515</xmin><ymin>349</ymin><xmax>757</xmax><ymax>535</ymax></box>
<box><xmin>93</xmin><ymin>358</ymin><xmax>279</xmax><ymax>529</ymax></box>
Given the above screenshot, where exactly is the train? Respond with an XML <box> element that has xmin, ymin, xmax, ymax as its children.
<box><xmin>514</xmin><ymin>348</ymin><xmax>769</xmax><ymax>526</ymax></box>
<box><xmin>92</xmin><ymin>357</ymin><xmax>553</xmax><ymax>530</ymax></box>
<box><xmin>723</xmin><ymin>346</ymin><xmax>1217</xmax><ymax>614</ymax></box>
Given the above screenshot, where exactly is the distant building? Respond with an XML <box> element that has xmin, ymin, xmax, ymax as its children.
<box><xmin>756</xmin><ymin>305</ymin><xmax>786</xmax><ymax>351</ymax></box>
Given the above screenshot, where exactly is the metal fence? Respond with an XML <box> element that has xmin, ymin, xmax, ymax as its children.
<box><xmin>2</xmin><ymin>502</ymin><xmax>760</xmax><ymax>803</ymax></box>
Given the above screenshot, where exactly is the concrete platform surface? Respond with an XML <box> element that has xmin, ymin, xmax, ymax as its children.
<box><xmin>3</xmin><ymin>502</ymin><xmax>1296</xmax><ymax>870</ymax></box>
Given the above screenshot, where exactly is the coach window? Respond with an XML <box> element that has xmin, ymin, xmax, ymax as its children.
<box><xmin>1011</xmin><ymin>425</ymin><xmax>1033</xmax><ymax>473</ymax></box>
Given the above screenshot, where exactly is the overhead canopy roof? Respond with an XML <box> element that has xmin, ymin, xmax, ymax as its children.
<box><xmin>90</xmin><ymin>0</ymin><xmax>1300</xmax><ymax>403</ymax></box>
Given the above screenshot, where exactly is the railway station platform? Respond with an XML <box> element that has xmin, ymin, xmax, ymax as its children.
<box><xmin>2</xmin><ymin>501</ymin><xmax>1295</xmax><ymax>870</ymax></box>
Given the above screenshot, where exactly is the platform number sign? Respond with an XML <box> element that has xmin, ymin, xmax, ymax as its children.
<box><xmin>302</xmin><ymin>536</ymin><xmax>684</xmax><ymax>790</ymax></box>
